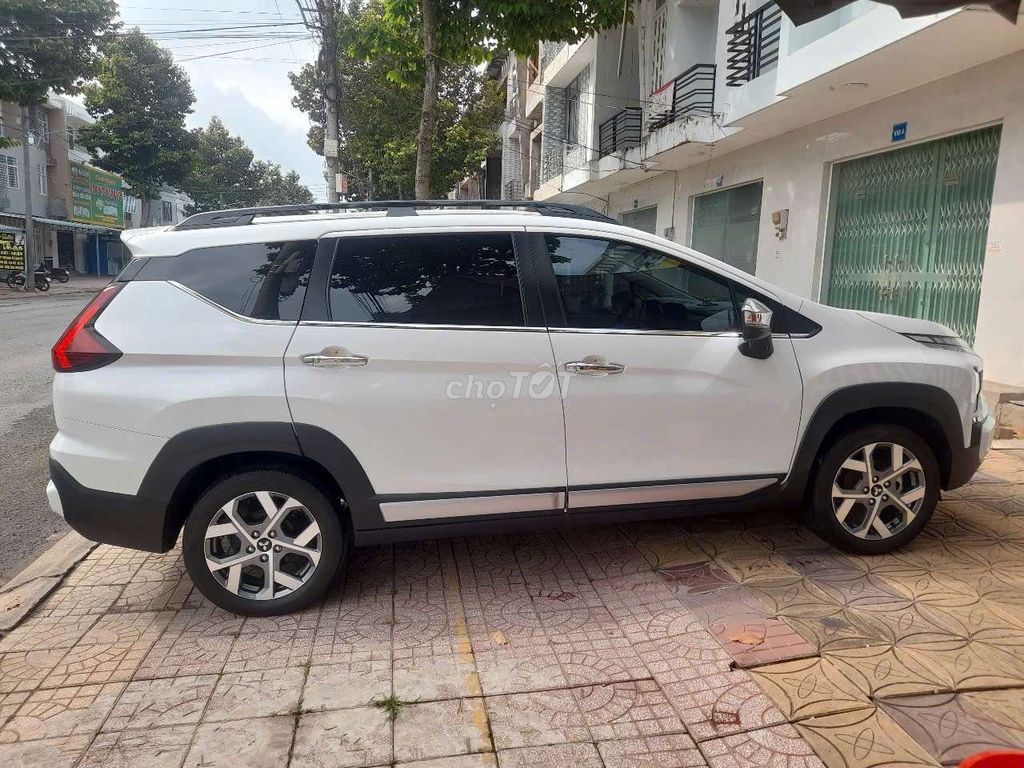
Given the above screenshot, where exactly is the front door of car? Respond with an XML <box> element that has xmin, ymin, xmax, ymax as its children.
<box><xmin>284</xmin><ymin>228</ymin><xmax>567</xmax><ymax>531</ymax></box>
<box><xmin>531</xmin><ymin>230</ymin><xmax>804</xmax><ymax>511</ymax></box>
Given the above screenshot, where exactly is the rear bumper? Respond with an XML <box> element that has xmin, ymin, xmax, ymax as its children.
<box><xmin>945</xmin><ymin>411</ymin><xmax>996</xmax><ymax>490</ymax></box>
<box><xmin>48</xmin><ymin>459</ymin><xmax>173</xmax><ymax>552</ymax></box>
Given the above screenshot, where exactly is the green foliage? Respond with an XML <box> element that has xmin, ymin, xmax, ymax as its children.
<box><xmin>379</xmin><ymin>0</ymin><xmax>633</xmax><ymax>67</ymax></box>
<box><xmin>250</xmin><ymin>161</ymin><xmax>315</xmax><ymax>207</ymax></box>
<box><xmin>372</xmin><ymin>695</ymin><xmax>408</xmax><ymax>721</ymax></box>
<box><xmin>289</xmin><ymin>1</ymin><xmax>503</xmax><ymax>199</ymax></box>
<box><xmin>0</xmin><ymin>0</ymin><xmax>118</xmax><ymax>106</ymax></box>
<box><xmin>181</xmin><ymin>117</ymin><xmax>255</xmax><ymax>213</ymax></box>
<box><xmin>78</xmin><ymin>29</ymin><xmax>195</xmax><ymax>201</ymax></box>
<box><xmin>182</xmin><ymin>118</ymin><xmax>313</xmax><ymax>213</ymax></box>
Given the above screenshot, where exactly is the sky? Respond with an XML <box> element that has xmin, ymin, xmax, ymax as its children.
<box><xmin>115</xmin><ymin>1</ymin><xmax>327</xmax><ymax>201</ymax></box>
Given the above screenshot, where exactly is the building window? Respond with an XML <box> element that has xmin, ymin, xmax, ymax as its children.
<box><xmin>162</xmin><ymin>200</ymin><xmax>174</xmax><ymax>222</ymax></box>
<box><xmin>37</xmin><ymin>163</ymin><xmax>47</xmax><ymax>196</ymax></box>
<box><xmin>0</xmin><ymin>155</ymin><xmax>18</xmax><ymax>189</ymax></box>
<box><xmin>565</xmin><ymin>73</ymin><xmax>582</xmax><ymax>146</ymax></box>
<box><xmin>66</xmin><ymin>126</ymin><xmax>76</xmax><ymax>149</ymax></box>
<box><xmin>37</xmin><ymin>111</ymin><xmax>49</xmax><ymax>144</ymax></box>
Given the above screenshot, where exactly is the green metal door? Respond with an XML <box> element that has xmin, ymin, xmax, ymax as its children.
<box><xmin>826</xmin><ymin>125</ymin><xmax>1000</xmax><ymax>345</ymax></box>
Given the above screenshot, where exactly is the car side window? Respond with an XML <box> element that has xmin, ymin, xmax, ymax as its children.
<box><xmin>328</xmin><ymin>233</ymin><xmax>524</xmax><ymax>327</ymax></box>
<box><xmin>137</xmin><ymin>241</ymin><xmax>316</xmax><ymax>320</ymax></box>
<box><xmin>543</xmin><ymin>234</ymin><xmax>740</xmax><ymax>332</ymax></box>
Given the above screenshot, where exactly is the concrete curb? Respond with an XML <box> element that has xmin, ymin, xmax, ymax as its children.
<box><xmin>0</xmin><ymin>532</ymin><xmax>96</xmax><ymax>633</ymax></box>
<box><xmin>0</xmin><ymin>287</ymin><xmax>102</xmax><ymax>302</ymax></box>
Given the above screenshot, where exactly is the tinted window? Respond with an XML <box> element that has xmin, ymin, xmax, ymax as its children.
<box><xmin>139</xmin><ymin>241</ymin><xmax>316</xmax><ymax>320</ymax></box>
<box><xmin>544</xmin><ymin>235</ymin><xmax>740</xmax><ymax>332</ymax></box>
<box><xmin>328</xmin><ymin>233</ymin><xmax>523</xmax><ymax>326</ymax></box>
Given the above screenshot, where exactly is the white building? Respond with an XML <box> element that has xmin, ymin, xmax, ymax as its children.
<box><xmin>499</xmin><ymin>1</ymin><xmax>1024</xmax><ymax>388</ymax></box>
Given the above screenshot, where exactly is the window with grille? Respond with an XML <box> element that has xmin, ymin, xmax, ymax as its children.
<box><xmin>38</xmin><ymin>111</ymin><xmax>49</xmax><ymax>144</ymax></box>
<box><xmin>0</xmin><ymin>155</ymin><xmax>18</xmax><ymax>189</ymax></box>
<box><xmin>162</xmin><ymin>200</ymin><xmax>174</xmax><ymax>222</ymax></box>
<box><xmin>565</xmin><ymin>73</ymin><xmax>582</xmax><ymax>146</ymax></box>
<box><xmin>37</xmin><ymin>163</ymin><xmax>47</xmax><ymax>196</ymax></box>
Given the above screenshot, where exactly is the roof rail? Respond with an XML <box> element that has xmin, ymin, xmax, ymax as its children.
<box><xmin>173</xmin><ymin>199</ymin><xmax>617</xmax><ymax>230</ymax></box>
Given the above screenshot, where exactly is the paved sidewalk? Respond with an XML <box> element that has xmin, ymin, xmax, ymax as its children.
<box><xmin>0</xmin><ymin>276</ymin><xmax>110</xmax><ymax>301</ymax></box>
<box><xmin>1</xmin><ymin>452</ymin><xmax>1023</xmax><ymax>768</ymax></box>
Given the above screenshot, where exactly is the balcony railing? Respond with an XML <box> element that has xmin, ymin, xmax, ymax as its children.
<box><xmin>598</xmin><ymin>107</ymin><xmax>642</xmax><ymax>157</ymax></box>
<box><xmin>646</xmin><ymin>63</ymin><xmax>716</xmax><ymax>132</ymax></box>
<box><xmin>503</xmin><ymin>178</ymin><xmax>523</xmax><ymax>200</ymax></box>
<box><xmin>726</xmin><ymin>2</ymin><xmax>783</xmax><ymax>87</ymax></box>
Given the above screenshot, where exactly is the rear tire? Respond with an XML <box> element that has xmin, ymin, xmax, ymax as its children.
<box><xmin>36</xmin><ymin>279</ymin><xmax>49</xmax><ymax>292</ymax></box>
<box><xmin>809</xmin><ymin>424</ymin><xmax>940</xmax><ymax>554</ymax></box>
<box><xmin>57</xmin><ymin>272</ymin><xmax>70</xmax><ymax>283</ymax></box>
<box><xmin>7</xmin><ymin>273</ymin><xmax>23</xmax><ymax>288</ymax></box>
<box><xmin>182</xmin><ymin>468</ymin><xmax>349</xmax><ymax>615</ymax></box>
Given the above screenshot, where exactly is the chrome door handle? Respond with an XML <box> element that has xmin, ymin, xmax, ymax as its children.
<box><xmin>301</xmin><ymin>346</ymin><xmax>369</xmax><ymax>368</ymax></box>
<box><xmin>564</xmin><ymin>356</ymin><xmax>626</xmax><ymax>376</ymax></box>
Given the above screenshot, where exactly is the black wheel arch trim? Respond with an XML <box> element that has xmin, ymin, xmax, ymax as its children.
<box><xmin>782</xmin><ymin>381</ymin><xmax>967</xmax><ymax>500</ymax></box>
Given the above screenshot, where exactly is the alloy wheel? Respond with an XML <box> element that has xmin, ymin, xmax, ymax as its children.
<box><xmin>831</xmin><ymin>442</ymin><xmax>926</xmax><ymax>540</ymax></box>
<box><xmin>203</xmin><ymin>491</ymin><xmax>322</xmax><ymax>600</ymax></box>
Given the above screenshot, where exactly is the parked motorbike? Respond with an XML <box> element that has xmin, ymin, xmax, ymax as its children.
<box><xmin>6</xmin><ymin>267</ymin><xmax>51</xmax><ymax>291</ymax></box>
<box><xmin>46</xmin><ymin>265</ymin><xmax>71</xmax><ymax>283</ymax></box>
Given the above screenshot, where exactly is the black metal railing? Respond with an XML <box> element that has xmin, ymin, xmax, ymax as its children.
<box><xmin>503</xmin><ymin>178</ymin><xmax>523</xmax><ymax>200</ymax></box>
<box><xmin>598</xmin><ymin>107</ymin><xmax>642</xmax><ymax>157</ymax></box>
<box><xmin>726</xmin><ymin>2</ymin><xmax>783</xmax><ymax>87</ymax></box>
<box><xmin>646</xmin><ymin>63</ymin><xmax>716</xmax><ymax>132</ymax></box>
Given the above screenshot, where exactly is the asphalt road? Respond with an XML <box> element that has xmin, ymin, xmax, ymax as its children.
<box><xmin>0</xmin><ymin>294</ymin><xmax>91</xmax><ymax>583</ymax></box>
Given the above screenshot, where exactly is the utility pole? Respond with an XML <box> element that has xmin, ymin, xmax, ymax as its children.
<box><xmin>20</xmin><ymin>105</ymin><xmax>35</xmax><ymax>292</ymax></box>
<box><xmin>298</xmin><ymin>0</ymin><xmax>341</xmax><ymax>203</ymax></box>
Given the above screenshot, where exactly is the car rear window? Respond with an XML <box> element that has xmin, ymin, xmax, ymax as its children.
<box><xmin>136</xmin><ymin>241</ymin><xmax>317</xmax><ymax>320</ymax></box>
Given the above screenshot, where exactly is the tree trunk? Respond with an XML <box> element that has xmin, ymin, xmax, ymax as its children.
<box><xmin>414</xmin><ymin>0</ymin><xmax>440</xmax><ymax>200</ymax></box>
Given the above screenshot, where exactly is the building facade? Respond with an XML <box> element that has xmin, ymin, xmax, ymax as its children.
<box><xmin>0</xmin><ymin>96</ymin><xmax>192</xmax><ymax>278</ymax></box>
<box><xmin>496</xmin><ymin>1</ymin><xmax>1024</xmax><ymax>388</ymax></box>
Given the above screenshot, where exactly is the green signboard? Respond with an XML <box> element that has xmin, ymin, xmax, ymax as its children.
<box><xmin>0</xmin><ymin>231</ymin><xmax>26</xmax><ymax>272</ymax></box>
<box><xmin>70</xmin><ymin>162</ymin><xmax>124</xmax><ymax>229</ymax></box>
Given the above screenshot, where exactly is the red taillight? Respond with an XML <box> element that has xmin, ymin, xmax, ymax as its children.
<box><xmin>52</xmin><ymin>284</ymin><xmax>124</xmax><ymax>372</ymax></box>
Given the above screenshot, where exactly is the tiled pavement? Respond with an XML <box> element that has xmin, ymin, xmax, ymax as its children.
<box><xmin>2</xmin><ymin>451</ymin><xmax>1024</xmax><ymax>767</ymax></box>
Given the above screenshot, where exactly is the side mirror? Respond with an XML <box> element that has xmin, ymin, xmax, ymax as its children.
<box><xmin>739</xmin><ymin>298</ymin><xmax>774</xmax><ymax>359</ymax></box>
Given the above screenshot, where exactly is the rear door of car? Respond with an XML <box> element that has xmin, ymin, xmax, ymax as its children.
<box><xmin>285</xmin><ymin>226</ymin><xmax>567</xmax><ymax>534</ymax></box>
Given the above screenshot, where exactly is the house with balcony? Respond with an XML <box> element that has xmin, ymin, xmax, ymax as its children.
<box><xmin>498</xmin><ymin>0</ymin><xmax>1024</xmax><ymax>388</ymax></box>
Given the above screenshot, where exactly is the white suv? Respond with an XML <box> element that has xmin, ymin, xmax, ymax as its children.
<box><xmin>47</xmin><ymin>201</ymin><xmax>994</xmax><ymax>615</ymax></box>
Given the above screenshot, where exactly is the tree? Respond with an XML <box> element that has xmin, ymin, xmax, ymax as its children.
<box><xmin>79</xmin><ymin>29</ymin><xmax>195</xmax><ymax>224</ymax></box>
<box><xmin>182</xmin><ymin>117</ymin><xmax>256</xmax><ymax>213</ymax></box>
<box><xmin>290</xmin><ymin>1</ymin><xmax>502</xmax><ymax>199</ymax></box>
<box><xmin>181</xmin><ymin>118</ymin><xmax>313</xmax><ymax>213</ymax></box>
<box><xmin>380</xmin><ymin>0</ymin><xmax>633</xmax><ymax>198</ymax></box>
<box><xmin>0</xmin><ymin>0</ymin><xmax>118</xmax><ymax>106</ymax></box>
<box><xmin>251</xmin><ymin>162</ymin><xmax>315</xmax><ymax>206</ymax></box>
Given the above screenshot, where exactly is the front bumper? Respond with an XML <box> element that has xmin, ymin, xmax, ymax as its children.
<box><xmin>945</xmin><ymin>410</ymin><xmax>996</xmax><ymax>490</ymax></box>
<box><xmin>47</xmin><ymin>459</ymin><xmax>173</xmax><ymax>553</ymax></box>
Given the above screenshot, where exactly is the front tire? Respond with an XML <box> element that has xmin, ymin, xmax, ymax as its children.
<box><xmin>809</xmin><ymin>425</ymin><xmax>940</xmax><ymax>554</ymax></box>
<box><xmin>36</xmin><ymin>279</ymin><xmax>49</xmax><ymax>292</ymax></box>
<box><xmin>182</xmin><ymin>468</ymin><xmax>349</xmax><ymax>615</ymax></box>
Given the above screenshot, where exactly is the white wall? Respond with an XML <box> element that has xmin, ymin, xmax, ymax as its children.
<box><xmin>608</xmin><ymin>51</ymin><xmax>1024</xmax><ymax>386</ymax></box>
